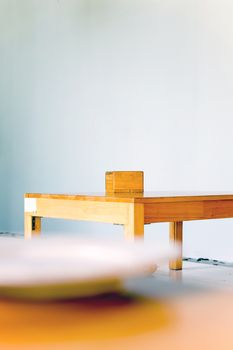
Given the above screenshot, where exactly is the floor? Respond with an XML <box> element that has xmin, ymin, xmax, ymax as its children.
<box><xmin>124</xmin><ymin>261</ymin><xmax>233</xmax><ymax>301</ymax></box>
<box><xmin>1</xmin><ymin>232</ymin><xmax>233</xmax><ymax>294</ymax></box>
<box><xmin>158</xmin><ymin>261</ymin><xmax>233</xmax><ymax>289</ymax></box>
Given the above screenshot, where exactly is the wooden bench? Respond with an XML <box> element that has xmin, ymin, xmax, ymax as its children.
<box><xmin>24</xmin><ymin>171</ymin><xmax>233</xmax><ymax>270</ymax></box>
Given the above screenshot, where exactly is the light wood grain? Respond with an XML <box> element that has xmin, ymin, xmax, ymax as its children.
<box><xmin>25</xmin><ymin>192</ymin><xmax>233</xmax><ymax>203</ymax></box>
<box><xmin>24</xmin><ymin>198</ymin><xmax>143</xmax><ymax>240</ymax></box>
<box><xmin>24</xmin><ymin>214</ymin><xmax>41</xmax><ymax>239</ymax></box>
<box><xmin>144</xmin><ymin>199</ymin><xmax>233</xmax><ymax>223</ymax></box>
<box><xmin>124</xmin><ymin>203</ymin><xmax>144</xmax><ymax>241</ymax></box>
<box><xmin>169</xmin><ymin>222</ymin><xmax>183</xmax><ymax>270</ymax></box>
<box><xmin>33</xmin><ymin>199</ymin><xmax>131</xmax><ymax>225</ymax></box>
<box><xmin>105</xmin><ymin>171</ymin><xmax>144</xmax><ymax>193</ymax></box>
<box><xmin>25</xmin><ymin>193</ymin><xmax>136</xmax><ymax>203</ymax></box>
<box><xmin>24</xmin><ymin>190</ymin><xmax>233</xmax><ymax>270</ymax></box>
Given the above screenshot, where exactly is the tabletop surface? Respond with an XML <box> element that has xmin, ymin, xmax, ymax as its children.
<box><xmin>25</xmin><ymin>191</ymin><xmax>233</xmax><ymax>203</ymax></box>
<box><xmin>0</xmin><ymin>277</ymin><xmax>233</xmax><ymax>350</ymax></box>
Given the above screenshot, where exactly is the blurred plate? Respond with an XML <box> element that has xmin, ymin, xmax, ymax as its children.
<box><xmin>0</xmin><ymin>237</ymin><xmax>177</xmax><ymax>300</ymax></box>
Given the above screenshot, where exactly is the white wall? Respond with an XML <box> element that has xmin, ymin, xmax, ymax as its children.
<box><xmin>0</xmin><ymin>0</ymin><xmax>233</xmax><ymax>260</ymax></box>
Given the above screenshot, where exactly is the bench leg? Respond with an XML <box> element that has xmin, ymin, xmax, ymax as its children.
<box><xmin>124</xmin><ymin>204</ymin><xmax>159</xmax><ymax>274</ymax></box>
<box><xmin>24</xmin><ymin>214</ymin><xmax>41</xmax><ymax>239</ymax></box>
<box><xmin>124</xmin><ymin>203</ymin><xmax>144</xmax><ymax>241</ymax></box>
<box><xmin>169</xmin><ymin>221</ymin><xmax>183</xmax><ymax>270</ymax></box>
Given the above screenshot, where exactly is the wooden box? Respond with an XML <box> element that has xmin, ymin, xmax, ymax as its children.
<box><xmin>105</xmin><ymin>171</ymin><xmax>144</xmax><ymax>193</ymax></box>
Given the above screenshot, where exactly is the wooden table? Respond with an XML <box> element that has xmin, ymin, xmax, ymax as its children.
<box><xmin>24</xmin><ymin>191</ymin><xmax>233</xmax><ymax>270</ymax></box>
<box><xmin>1</xmin><ymin>277</ymin><xmax>233</xmax><ymax>350</ymax></box>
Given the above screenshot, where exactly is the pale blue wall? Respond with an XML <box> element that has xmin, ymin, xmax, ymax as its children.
<box><xmin>0</xmin><ymin>0</ymin><xmax>233</xmax><ymax>260</ymax></box>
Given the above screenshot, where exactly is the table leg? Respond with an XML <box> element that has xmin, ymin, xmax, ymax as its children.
<box><xmin>169</xmin><ymin>221</ymin><xmax>183</xmax><ymax>270</ymax></box>
<box><xmin>24</xmin><ymin>214</ymin><xmax>41</xmax><ymax>239</ymax></box>
<box><xmin>124</xmin><ymin>203</ymin><xmax>144</xmax><ymax>241</ymax></box>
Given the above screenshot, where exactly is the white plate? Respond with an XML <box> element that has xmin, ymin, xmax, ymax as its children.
<box><xmin>0</xmin><ymin>237</ymin><xmax>177</xmax><ymax>300</ymax></box>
